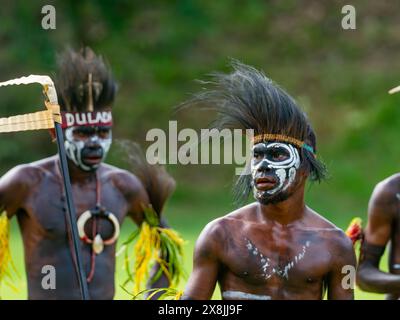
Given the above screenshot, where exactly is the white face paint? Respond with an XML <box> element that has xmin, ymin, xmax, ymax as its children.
<box><xmin>251</xmin><ymin>142</ymin><xmax>300</xmax><ymax>203</ymax></box>
<box><xmin>64</xmin><ymin>126</ymin><xmax>112</xmax><ymax>171</ymax></box>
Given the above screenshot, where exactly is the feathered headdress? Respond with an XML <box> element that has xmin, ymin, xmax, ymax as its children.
<box><xmin>55</xmin><ymin>47</ymin><xmax>117</xmax><ymax>112</ymax></box>
<box><xmin>0</xmin><ymin>211</ymin><xmax>19</xmax><ymax>297</ymax></box>
<box><xmin>178</xmin><ymin>60</ymin><xmax>327</xmax><ymax>203</ymax></box>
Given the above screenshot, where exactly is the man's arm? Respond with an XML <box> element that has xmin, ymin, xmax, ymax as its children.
<box><xmin>327</xmin><ymin>231</ymin><xmax>356</xmax><ymax>300</ymax></box>
<box><xmin>356</xmin><ymin>178</ymin><xmax>400</xmax><ymax>293</ymax></box>
<box><xmin>182</xmin><ymin>220</ymin><xmax>222</xmax><ymax>300</ymax></box>
<box><xmin>114</xmin><ymin>170</ymin><xmax>149</xmax><ymax>225</ymax></box>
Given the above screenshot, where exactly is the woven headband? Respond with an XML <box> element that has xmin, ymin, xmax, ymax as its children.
<box><xmin>253</xmin><ymin>133</ymin><xmax>315</xmax><ymax>154</ymax></box>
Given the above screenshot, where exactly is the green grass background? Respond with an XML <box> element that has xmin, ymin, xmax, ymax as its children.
<box><xmin>1</xmin><ymin>0</ymin><xmax>400</xmax><ymax>299</ymax></box>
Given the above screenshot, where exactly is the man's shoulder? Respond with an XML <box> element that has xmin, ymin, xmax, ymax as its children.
<box><xmin>100</xmin><ymin>163</ymin><xmax>134</xmax><ymax>178</ymax></box>
<box><xmin>372</xmin><ymin>173</ymin><xmax>400</xmax><ymax>200</ymax></box>
<box><xmin>364</xmin><ymin>173</ymin><xmax>400</xmax><ymax>221</ymax></box>
<box><xmin>304</xmin><ymin>207</ymin><xmax>339</xmax><ymax>229</ymax></box>
<box><xmin>200</xmin><ymin>204</ymin><xmax>257</xmax><ymax>239</ymax></box>
<box><xmin>100</xmin><ymin>163</ymin><xmax>142</xmax><ymax>191</ymax></box>
<box><xmin>2</xmin><ymin>156</ymin><xmax>55</xmax><ymax>185</ymax></box>
<box><xmin>309</xmin><ymin>215</ymin><xmax>355</xmax><ymax>266</ymax></box>
<box><xmin>195</xmin><ymin>216</ymin><xmax>233</xmax><ymax>256</ymax></box>
<box><xmin>225</xmin><ymin>202</ymin><xmax>259</xmax><ymax>221</ymax></box>
<box><xmin>305</xmin><ymin>208</ymin><xmax>353</xmax><ymax>251</ymax></box>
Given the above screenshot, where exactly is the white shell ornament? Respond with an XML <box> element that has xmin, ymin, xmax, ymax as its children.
<box><xmin>77</xmin><ymin>208</ymin><xmax>120</xmax><ymax>255</ymax></box>
<box><xmin>93</xmin><ymin>234</ymin><xmax>104</xmax><ymax>254</ymax></box>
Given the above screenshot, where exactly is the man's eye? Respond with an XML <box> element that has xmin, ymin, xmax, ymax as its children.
<box><xmin>253</xmin><ymin>151</ymin><xmax>263</xmax><ymax>160</ymax></box>
<box><xmin>274</xmin><ymin>153</ymin><xmax>286</xmax><ymax>161</ymax></box>
<box><xmin>271</xmin><ymin>150</ymin><xmax>287</xmax><ymax>161</ymax></box>
<box><xmin>73</xmin><ymin>128</ymin><xmax>95</xmax><ymax>138</ymax></box>
<box><xmin>266</xmin><ymin>148</ymin><xmax>289</xmax><ymax>161</ymax></box>
<box><xmin>74</xmin><ymin>130</ymin><xmax>88</xmax><ymax>138</ymax></box>
<box><xmin>98</xmin><ymin>129</ymin><xmax>110</xmax><ymax>138</ymax></box>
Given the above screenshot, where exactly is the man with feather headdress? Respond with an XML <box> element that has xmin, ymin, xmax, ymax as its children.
<box><xmin>0</xmin><ymin>47</ymin><xmax>183</xmax><ymax>299</ymax></box>
<box><xmin>181</xmin><ymin>61</ymin><xmax>356</xmax><ymax>300</ymax></box>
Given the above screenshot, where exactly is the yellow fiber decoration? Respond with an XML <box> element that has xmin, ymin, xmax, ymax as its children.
<box><xmin>0</xmin><ymin>211</ymin><xmax>18</xmax><ymax>298</ymax></box>
<box><xmin>132</xmin><ymin>287</ymin><xmax>184</xmax><ymax>300</ymax></box>
<box><xmin>119</xmin><ymin>206</ymin><xmax>185</xmax><ymax>296</ymax></box>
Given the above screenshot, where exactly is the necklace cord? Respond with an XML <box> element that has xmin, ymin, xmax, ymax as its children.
<box><xmin>57</xmin><ymin>160</ymin><xmax>101</xmax><ymax>284</ymax></box>
<box><xmin>87</xmin><ymin>170</ymin><xmax>101</xmax><ymax>283</ymax></box>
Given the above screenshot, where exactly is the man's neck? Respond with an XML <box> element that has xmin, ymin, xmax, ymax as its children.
<box><xmin>257</xmin><ymin>184</ymin><xmax>306</xmax><ymax>225</ymax></box>
<box><xmin>57</xmin><ymin>157</ymin><xmax>97</xmax><ymax>183</ymax></box>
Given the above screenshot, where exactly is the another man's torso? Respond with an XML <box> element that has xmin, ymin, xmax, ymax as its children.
<box><xmin>16</xmin><ymin>156</ymin><xmax>130</xmax><ymax>299</ymax></box>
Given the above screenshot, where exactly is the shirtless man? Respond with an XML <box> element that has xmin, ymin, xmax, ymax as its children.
<box><xmin>356</xmin><ymin>85</ymin><xmax>400</xmax><ymax>300</ymax></box>
<box><xmin>356</xmin><ymin>174</ymin><xmax>400</xmax><ymax>299</ymax></box>
<box><xmin>181</xmin><ymin>62</ymin><xmax>356</xmax><ymax>300</ymax></box>
<box><xmin>0</xmin><ymin>48</ymin><xmax>169</xmax><ymax>299</ymax></box>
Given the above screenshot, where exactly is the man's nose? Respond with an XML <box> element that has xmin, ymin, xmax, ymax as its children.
<box><xmin>86</xmin><ymin>136</ymin><xmax>101</xmax><ymax>147</ymax></box>
<box><xmin>257</xmin><ymin>160</ymin><xmax>271</xmax><ymax>172</ymax></box>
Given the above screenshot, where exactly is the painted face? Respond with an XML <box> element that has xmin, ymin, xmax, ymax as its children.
<box><xmin>251</xmin><ymin>142</ymin><xmax>301</xmax><ymax>204</ymax></box>
<box><xmin>64</xmin><ymin>126</ymin><xmax>112</xmax><ymax>171</ymax></box>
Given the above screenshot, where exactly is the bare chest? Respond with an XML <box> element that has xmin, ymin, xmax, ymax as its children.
<box><xmin>220</xmin><ymin>225</ymin><xmax>332</xmax><ymax>286</ymax></box>
<box><xmin>22</xmin><ymin>176</ymin><xmax>128</xmax><ymax>239</ymax></box>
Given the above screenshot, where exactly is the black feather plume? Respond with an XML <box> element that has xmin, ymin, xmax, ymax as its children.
<box><xmin>117</xmin><ymin>140</ymin><xmax>176</xmax><ymax>217</ymax></box>
<box><xmin>178</xmin><ymin>60</ymin><xmax>327</xmax><ymax>204</ymax></box>
<box><xmin>55</xmin><ymin>47</ymin><xmax>117</xmax><ymax>112</ymax></box>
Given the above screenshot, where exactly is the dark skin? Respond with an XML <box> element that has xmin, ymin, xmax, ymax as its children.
<box><xmin>356</xmin><ymin>173</ymin><xmax>400</xmax><ymax>299</ymax></box>
<box><xmin>0</xmin><ymin>127</ymin><xmax>168</xmax><ymax>299</ymax></box>
<box><xmin>183</xmin><ymin>145</ymin><xmax>356</xmax><ymax>300</ymax></box>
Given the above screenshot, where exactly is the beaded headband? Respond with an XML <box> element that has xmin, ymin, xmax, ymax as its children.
<box><xmin>252</xmin><ymin>133</ymin><xmax>315</xmax><ymax>154</ymax></box>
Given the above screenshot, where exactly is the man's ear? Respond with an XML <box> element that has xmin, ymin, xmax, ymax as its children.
<box><xmin>298</xmin><ymin>163</ymin><xmax>309</xmax><ymax>180</ymax></box>
<box><xmin>48</xmin><ymin>128</ymin><xmax>56</xmax><ymax>142</ymax></box>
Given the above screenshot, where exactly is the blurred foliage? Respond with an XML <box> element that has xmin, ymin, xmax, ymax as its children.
<box><xmin>1</xmin><ymin>0</ymin><xmax>400</xmax><ymax>299</ymax></box>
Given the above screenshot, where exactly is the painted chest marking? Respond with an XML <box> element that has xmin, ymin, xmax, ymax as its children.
<box><xmin>222</xmin><ymin>290</ymin><xmax>271</xmax><ymax>300</ymax></box>
<box><xmin>245</xmin><ymin>238</ymin><xmax>311</xmax><ymax>280</ymax></box>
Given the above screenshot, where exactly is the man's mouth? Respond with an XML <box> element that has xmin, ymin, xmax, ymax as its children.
<box><xmin>82</xmin><ymin>155</ymin><xmax>103</xmax><ymax>165</ymax></box>
<box><xmin>255</xmin><ymin>176</ymin><xmax>277</xmax><ymax>190</ymax></box>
